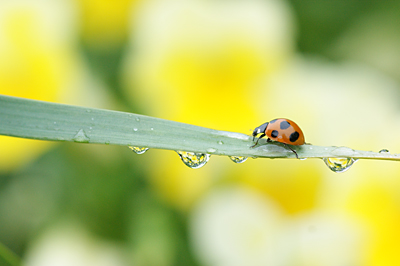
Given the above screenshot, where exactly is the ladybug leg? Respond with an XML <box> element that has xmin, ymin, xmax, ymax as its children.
<box><xmin>284</xmin><ymin>144</ymin><xmax>299</xmax><ymax>159</ymax></box>
<box><xmin>251</xmin><ymin>133</ymin><xmax>266</xmax><ymax>148</ymax></box>
<box><xmin>266</xmin><ymin>138</ymin><xmax>272</xmax><ymax>143</ymax></box>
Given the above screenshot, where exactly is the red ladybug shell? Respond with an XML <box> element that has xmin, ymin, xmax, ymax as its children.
<box><xmin>265</xmin><ymin>118</ymin><xmax>305</xmax><ymax>145</ymax></box>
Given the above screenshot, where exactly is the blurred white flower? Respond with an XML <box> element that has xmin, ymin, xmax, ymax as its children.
<box><xmin>189</xmin><ymin>186</ymin><xmax>286</xmax><ymax>266</ymax></box>
<box><xmin>23</xmin><ymin>223</ymin><xmax>128</xmax><ymax>266</ymax></box>
<box><xmin>258</xmin><ymin>57</ymin><xmax>400</xmax><ymax>151</ymax></box>
<box><xmin>281</xmin><ymin>213</ymin><xmax>365</xmax><ymax>266</ymax></box>
<box><xmin>0</xmin><ymin>0</ymin><xmax>77</xmax><ymax>50</ymax></box>
<box><xmin>189</xmin><ymin>186</ymin><xmax>366</xmax><ymax>266</ymax></box>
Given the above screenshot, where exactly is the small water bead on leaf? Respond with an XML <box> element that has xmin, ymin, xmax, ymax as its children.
<box><xmin>322</xmin><ymin>157</ymin><xmax>357</xmax><ymax>173</ymax></box>
<box><xmin>229</xmin><ymin>156</ymin><xmax>248</xmax><ymax>164</ymax></box>
<box><xmin>207</xmin><ymin>148</ymin><xmax>217</xmax><ymax>153</ymax></box>
<box><xmin>379</xmin><ymin>149</ymin><xmax>390</xmax><ymax>153</ymax></box>
<box><xmin>129</xmin><ymin>146</ymin><xmax>149</xmax><ymax>154</ymax></box>
<box><xmin>72</xmin><ymin>129</ymin><xmax>90</xmax><ymax>143</ymax></box>
<box><xmin>177</xmin><ymin>151</ymin><xmax>210</xmax><ymax>169</ymax></box>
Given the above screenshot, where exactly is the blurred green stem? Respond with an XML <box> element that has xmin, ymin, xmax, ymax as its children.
<box><xmin>0</xmin><ymin>242</ymin><xmax>20</xmax><ymax>266</ymax></box>
<box><xmin>0</xmin><ymin>94</ymin><xmax>399</xmax><ymax>160</ymax></box>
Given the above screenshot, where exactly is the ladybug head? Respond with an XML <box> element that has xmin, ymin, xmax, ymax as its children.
<box><xmin>252</xmin><ymin>122</ymin><xmax>269</xmax><ymax>141</ymax></box>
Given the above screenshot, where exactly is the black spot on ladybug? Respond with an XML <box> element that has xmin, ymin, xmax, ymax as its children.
<box><xmin>289</xmin><ymin>131</ymin><xmax>299</xmax><ymax>142</ymax></box>
<box><xmin>271</xmin><ymin>130</ymin><xmax>279</xmax><ymax>138</ymax></box>
<box><xmin>270</xmin><ymin>119</ymin><xmax>277</xmax><ymax>124</ymax></box>
<box><xmin>280</xmin><ymin>120</ymin><xmax>291</xmax><ymax>130</ymax></box>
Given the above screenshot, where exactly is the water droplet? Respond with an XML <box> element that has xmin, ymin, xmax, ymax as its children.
<box><xmin>150</xmin><ymin>128</ymin><xmax>154</xmax><ymax>131</ymax></box>
<box><xmin>322</xmin><ymin>157</ymin><xmax>357</xmax><ymax>173</ymax></box>
<box><xmin>177</xmin><ymin>151</ymin><xmax>210</xmax><ymax>169</ymax></box>
<box><xmin>207</xmin><ymin>148</ymin><xmax>217</xmax><ymax>153</ymax></box>
<box><xmin>72</xmin><ymin>129</ymin><xmax>90</xmax><ymax>143</ymax></box>
<box><xmin>136</xmin><ymin>117</ymin><xmax>140</xmax><ymax>122</ymax></box>
<box><xmin>91</xmin><ymin>117</ymin><xmax>94</xmax><ymax>121</ymax></box>
<box><xmin>89</xmin><ymin>127</ymin><xmax>93</xmax><ymax>130</ymax></box>
<box><xmin>299</xmin><ymin>158</ymin><xmax>307</xmax><ymax>161</ymax></box>
<box><xmin>218</xmin><ymin>141</ymin><xmax>224</xmax><ymax>145</ymax></box>
<box><xmin>86</xmin><ymin>109</ymin><xmax>92</xmax><ymax>113</ymax></box>
<box><xmin>133</xmin><ymin>128</ymin><xmax>138</xmax><ymax>132</ymax></box>
<box><xmin>129</xmin><ymin>146</ymin><xmax>149</xmax><ymax>154</ymax></box>
<box><xmin>379</xmin><ymin>149</ymin><xmax>389</xmax><ymax>153</ymax></box>
<box><xmin>53</xmin><ymin>121</ymin><xmax>57</xmax><ymax>125</ymax></box>
<box><xmin>229</xmin><ymin>156</ymin><xmax>248</xmax><ymax>164</ymax></box>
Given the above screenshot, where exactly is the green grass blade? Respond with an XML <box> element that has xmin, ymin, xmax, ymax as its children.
<box><xmin>0</xmin><ymin>94</ymin><xmax>399</xmax><ymax>160</ymax></box>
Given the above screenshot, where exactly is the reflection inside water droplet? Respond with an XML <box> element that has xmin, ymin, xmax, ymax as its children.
<box><xmin>379</xmin><ymin>149</ymin><xmax>389</xmax><ymax>153</ymax></box>
<box><xmin>177</xmin><ymin>151</ymin><xmax>210</xmax><ymax>169</ymax></box>
<box><xmin>322</xmin><ymin>157</ymin><xmax>357</xmax><ymax>173</ymax></box>
<box><xmin>129</xmin><ymin>146</ymin><xmax>149</xmax><ymax>154</ymax></box>
<box><xmin>72</xmin><ymin>129</ymin><xmax>90</xmax><ymax>143</ymax></box>
<box><xmin>229</xmin><ymin>156</ymin><xmax>248</xmax><ymax>164</ymax></box>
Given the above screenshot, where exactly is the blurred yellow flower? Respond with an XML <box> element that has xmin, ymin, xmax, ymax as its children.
<box><xmin>0</xmin><ymin>0</ymin><xmax>80</xmax><ymax>172</ymax></box>
<box><xmin>76</xmin><ymin>0</ymin><xmax>144</xmax><ymax>50</ymax></box>
<box><xmin>345</xmin><ymin>180</ymin><xmax>400</xmax><ymax>266</ymax></box>
<box><xmin>123</xmin><ymin>0</ymin><xmax>295</xmax><ymax>128</ymax></box>
<box><xmin>122</xmin><ymin>0</ymin><xmax>298</xmax><ymax>211</ymax></box>
<box><xmin>267</xmin><ymin>57</ymin><xmax>400</xmax><ymax>265</ymax></box>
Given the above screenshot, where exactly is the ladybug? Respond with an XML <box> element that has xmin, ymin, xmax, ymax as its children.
<box><xmin>251</xmin><ymin>118</ymin><xmax>305</xmax><ymax>158</ymax></box>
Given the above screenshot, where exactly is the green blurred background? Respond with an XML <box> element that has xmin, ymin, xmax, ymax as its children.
<box><xmin>2</xmin><ymin>0</ymin><xmax>400</xmax><ymax>265</ymax></box>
